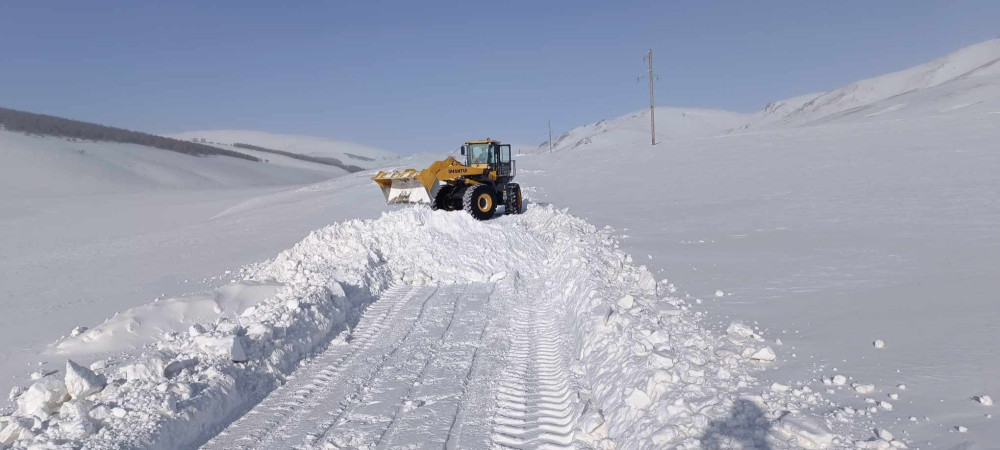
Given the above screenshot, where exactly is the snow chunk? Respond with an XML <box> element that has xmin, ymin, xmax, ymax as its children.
<box><xmin>58</xmin><ymin>400</ymin><xmax>99</xmax><ymax>439</ymax></box>
<box><xmin>8</xmin><ymin>386</ymin><xmax>24</xmax><ymax>401</ymax></box>
<box><xmin>750</xmin><ymin>347</ymin><xmax>777</xmax><ymax>362</ymax></box>
<box><xmin>617</xmin><ymin>294</ymin><xmax>634</xmax><ymax>309</ymax></box>
<box><xmin>715</xmin><ymin>290</ymin><xmax>725</xmax><ymax>297</ymax></box>
<box><xmin>770</xmin><ymin>383</ymin><xmax>790</xmax><ymax>392</ymax></box>
<box><xmin>578</xmin><ymin>409</ymin><xmax>605</xmax><ymax>435</ymax></box>
<box><xmin>650</xmin><ymin>350</ymin><xmax>675</xmax><ymax>369</ymax></box>
<box><xmin>625</xmin><ymin>388</ymin><xmax>651</xmax><ymax>409</ymax></box>
<box><xmin>955</xmin><ymin>425</ymin><xmax>968</xmax><ymax>432</ymax></box>
<box><xmin>16</xmin><ymin>376</ymin><xmax>68</xmax><ymax>419</ymax></box>
<box><xmin>651</xmin><ymin>426</ymin><xmax>680</xmax><ymax>446</ymax></box>
<box><xmin>0</xmin><ymin>418</ymin><xmax>32</xmax><ymax>445</ymax></box>
<box><xmin>832</xmin><ymin>375</ymin><xmax>848</xmax><ymax>385</ymax></box>
<box><xmin>873</xmin><ymin>339</ymin><xmax>886</xmax><ymax>349</ymax></box>
<box><xmin>853</xmin><ymin>383</ymin><xmax>875</xmax><ymax>394</ymax></box>
<box><xmin>65</xmin><ymin>360</ymin><xmax>106</xmax><ymax>399</ymax></box>
<box><xmin>976</xmin><ymin>395</ymin><xmax>993</xmax><ymax>406</ymax></box>
<box><xmin>118</xmin><ymin>357</ymin><xmax>166</xmax><ymax>382</ymax></box>
<box><xmin>726</xmin><ymin>322</ymin><xmax>754</xmax><ymax>339</ymax></box>
<box><xmin>775</xmin><ymin>412</ymin><xmax>835</xmax><ymax>449</ymax></box>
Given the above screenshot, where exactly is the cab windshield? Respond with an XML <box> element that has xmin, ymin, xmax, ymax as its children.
<box><xmin>467</xmin><ymin>143</ymin><xmax>493</xmax><ymax>165</ymax></box>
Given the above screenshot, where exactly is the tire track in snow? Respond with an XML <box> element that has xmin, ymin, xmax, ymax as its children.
<box><xmin>442</xmin><ymin>280</ymin><xmax>510</xmax><ymax>449</ymax></box>
<box><xmin>201</xmin><ymin>284</ymin><xmax>428</xmax><ymax>450</ymax></box>
<box><xmin>491</xmin><ymin>285</ymin><xmax>580</xmax><ymax>449</ymax></box>
<box><xmin>317</xmin><ymin>284</ymin><xmax>497</xmax><ymax>449</ymax></box>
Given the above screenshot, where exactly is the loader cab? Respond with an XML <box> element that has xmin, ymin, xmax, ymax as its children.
<box><xmin>461</xmin><ymin>139</ymin><xmax>515</xmax><ymax>180</ymax></box>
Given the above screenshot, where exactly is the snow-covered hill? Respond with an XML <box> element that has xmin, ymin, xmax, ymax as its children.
<box><xmin>754</xmin><ymin>37</ymin><xmax>1000</xmax><ymax>127</ymax></box>
<box><xmin>544</xmin><ymin>38</ymin><xmax>1000</xmax><ymax>150</ymax></box>
<box><xmin>535</xmin><ymin>106</ymin><xmax>749</xmax><ymax>153</ymax></box>
<box><xmin>171</xmin><ymin>130</ymin><xmax>399</xmax><ymax>170</ymax></box>
<box><xmin>0</xmin><ymin>130</ymin><xmax>349</xmax><ymax>198</ymax></box>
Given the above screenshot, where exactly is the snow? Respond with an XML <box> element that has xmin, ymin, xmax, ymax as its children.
<box><xmin>0</xmin><ymin>141</ymin><xmax>420</xmax><ymax>413</ymax></box>
<box><xmin>0</xmin><ymin>129</ymin><xmax>352</xmax><ymax>198</ymax></box>
<box><xmin>15</xmin><ymin>376</ymin><xmax>68</xmax><ymax>419</ymax></box>
<box><xmin>775</xmin><ymin>412</ymin><xmax>835</xmax><ymax>449</ymax></box>
<box><xmin>0</xmin><ymin>205</ymin><xmax>869</xmax><ymax>448</ymax></box>
<box><xmin>750</xmin><ymin>347</ymin><xmax>777</xmax><ymax>362</ymax></box>
<box><xmin>169</xmin><ymin>129</ymin><xmax>399</xmax><ymax>169</ymax></box>
<box><xmin>2</xmin><ymin>36</ymin><xmax>1000</xmax><ymax>450</ymax></box>
<box><xmin>64</xmin><ymin>361</ymin><xmax>105</xmax><ymax>399</ymax></box>
<box><xmin>516</xmin><ymin>38</ymin><xmax>1000</xmax><ymax>449</ymax></box>
<box><xmin>53</xmin><ymin>280</ymin><xmax>283</xmax><ymax>354</ymax></box>
<box><xmin>755</xmin><ymin>38</ymin><xmax>1000</xmax><ymax>126</ymax></box>
<box><xmin>853</xmin><ymin>384</ymin><xmax>875</xmax><ymax>394</ymax></box>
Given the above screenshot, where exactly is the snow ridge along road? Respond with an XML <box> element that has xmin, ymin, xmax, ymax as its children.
<box><xmin>6</xmin><ymin>205</ymin><xmax>872</xmax><ymax>449</ymax></box>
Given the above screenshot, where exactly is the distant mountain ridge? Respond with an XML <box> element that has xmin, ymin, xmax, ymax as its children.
<box><xmin>541</xmin><ymin>38</ymin><xmax>1000</xmax><ymax>152</ymax></box>
<box><xmin>171</xmin><ymin>130</ymin><xmax>398</xmax><ymax>171</ymax></box>
<box><xmin>0</xmin><ymin>107</ymin><xmax>259</xmax><ymax>162</ymax></box>
<box><xmin>756</xmin><ymin>37</ymin><xmax>1000</xmax><ymax>125</ymax></box>
<box><xmin>232</xmin><ymin>142</ymin><xmax>364</xmax><ymax>173</ymax></box>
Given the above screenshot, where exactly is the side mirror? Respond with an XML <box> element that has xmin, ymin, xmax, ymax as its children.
<box><xmin>460</xmin><ymin>145</ymin><xmax>466</xmax><ymax>155</ymax></box>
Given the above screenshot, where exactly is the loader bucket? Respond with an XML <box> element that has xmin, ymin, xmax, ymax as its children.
<box><xmin>372</xmin><ymin>169</ymin><xmax>438</xmax><ymax>204</ymax></box>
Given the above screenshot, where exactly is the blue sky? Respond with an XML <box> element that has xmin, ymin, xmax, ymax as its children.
<box><xmin>1</xmin><ymin>1</ymin><xmax>997</xmax><ymax>152</ymax></box>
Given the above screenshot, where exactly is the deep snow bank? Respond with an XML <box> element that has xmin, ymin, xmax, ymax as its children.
<box><xmin>3</xmin><ymin>205</ymin><xmax>877</xmax><ymax>449</ymax></box>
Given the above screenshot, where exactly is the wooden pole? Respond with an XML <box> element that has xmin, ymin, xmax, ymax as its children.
<box><xmin>648</xmin><ymin>48</ymin><xmax>655</xmax><ymax>146</ymax></box>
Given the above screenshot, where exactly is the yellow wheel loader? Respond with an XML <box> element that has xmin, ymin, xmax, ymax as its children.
<box><xmin>372</xmin><ymin>139</ymin><xmax>523</xmax><ymax>220</ymax></box>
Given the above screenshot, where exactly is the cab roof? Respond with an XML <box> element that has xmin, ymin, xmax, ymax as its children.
<box><xmin>465</xmin><ymin>138</ymin><xmax>500</xmax><ymax>145</ymax></box>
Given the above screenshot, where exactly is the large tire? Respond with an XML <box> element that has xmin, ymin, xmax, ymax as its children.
<box><xmin>506</xmin><ymin>183</ymin><xmax>523</xmax><ymax>215</ymax></box>
<box><xmin>432</xmin><ymin>185</ymin><xmax>455</xmax><ymax>211</ymax></box>
<box><xmin>463</xmin><ymin>184</ymin><xmax>496</xmax><ymax>220</ymax></box>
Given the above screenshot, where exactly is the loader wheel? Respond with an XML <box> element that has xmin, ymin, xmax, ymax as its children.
<box><xmin>507</xmin><ymin>183</ymin><xmax>523</xmax><ymax>214</ymax></box>
<box><xmin>432</xmin><ymin>185</ymin><xmax>456</xmax><ymax>211</ymax></box>
<box><xmin>463</xmin><ymin>184</ymin><xmax>496</xmax><ymax>220</ymax></box>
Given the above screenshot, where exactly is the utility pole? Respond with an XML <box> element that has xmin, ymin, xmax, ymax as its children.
<box><xmin>548</xmin><ymin>120</ymin><xmax>553</xmax><ymax>153</ymax></box>
<box><xmin>647</xmin><ymin>48</ymin><xmax>655</xmax><ymax>146</ymax></box>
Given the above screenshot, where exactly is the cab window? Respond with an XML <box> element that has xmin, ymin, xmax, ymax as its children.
<box><xmin>468</xmin><ymin>143</ymin><xmax>492</xmax><ymax>165</ymax></box>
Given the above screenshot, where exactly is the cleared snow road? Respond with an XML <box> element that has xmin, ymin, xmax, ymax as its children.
<box><xmin>11</xmin><ymin>206</ymin><xmax>867</xmax><ymax>449</ymax></box>
<box><xmin>204</xmin><ymin>279</ymin><xmax>580</xmax><ymax>450</ymax></box>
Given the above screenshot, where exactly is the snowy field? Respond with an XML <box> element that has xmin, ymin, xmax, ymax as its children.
<box><xmin>2</xmin><ymin>39</ymin><xmax>999</xmax><ymax>449</ymax></box>
<box><xmin>518</xmin><ymin>39</ymin><xmax>1000</xmax><ymax>448</ymax></box>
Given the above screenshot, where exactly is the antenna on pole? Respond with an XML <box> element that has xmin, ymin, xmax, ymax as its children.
<box><xmin>548</xmin><ymin>120</ymin><xmax>553</xmax><ymax>153</ymax></box>
<box><xmin>647</xmin><ymin>48</ymin><xmax>656</xmax><ymax>146</ymax></box>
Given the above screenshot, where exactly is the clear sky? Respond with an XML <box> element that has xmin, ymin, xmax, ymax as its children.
<box><xmin>1</xmin><ymin>1</ymin><xmax>998</xmax><ymax>153</ymax></box>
